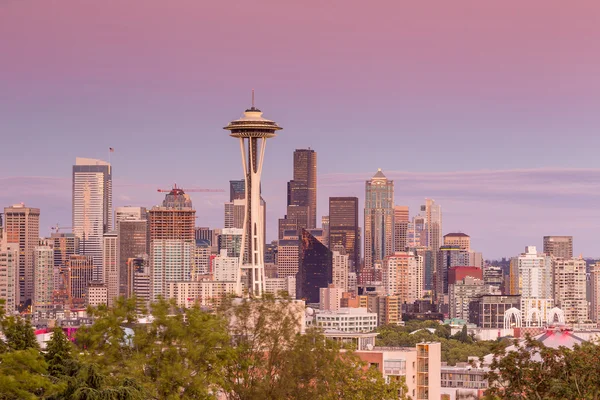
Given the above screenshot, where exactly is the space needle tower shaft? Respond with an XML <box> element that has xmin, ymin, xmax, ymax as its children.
<box><xmin>223</xmin><ymin>93</ymin><xmax>282</xmax><ymax>297</ymax></box>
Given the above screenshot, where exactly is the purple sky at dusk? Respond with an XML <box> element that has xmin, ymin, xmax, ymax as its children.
<box><xmin>1</xmin><ymin>1</ymin><xmax>599</xmax><ymax>258</ymax></box>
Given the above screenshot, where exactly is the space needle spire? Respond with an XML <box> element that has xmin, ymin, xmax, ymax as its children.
<box><xmin>224</xmin><ymin>94</ymin><xmax>282</xmax><ymax>297</ymax></box>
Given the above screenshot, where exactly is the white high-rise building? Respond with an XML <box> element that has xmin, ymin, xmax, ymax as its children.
<box><xmin>510</xmin><ymin>246</ymin><xmax>554</xmax><ymax>325</ymax></box>
<box><xmin>332</xmin><ymin>245</ymin><xmax>349</xmax><ymax>291</ymax></box>
<box><xmin>150</xmin><ymin>240</ymin><xmax>193</xmax><ymax>301</ymax></box>
<box><xmin>553</xmin><ymin>258</ymin><xmax>588</xmax><ymax>324</ymax></box>
<box><xmin>265</xmin><ymin>276</ymin><xmax>296</xmax><ymax>298</ymax></box>
<box><xmin>33</xmin><ymin>246</ymin><xmax>54</xmax><ymax>313</ymax></box>
<box><xmin>0</xmin><ymin>237</ymin><xmax>19</xmax><ymax>313</ymax></box>
<box><xmin>73</xmin><ymin>158</ymin><xmax>112</xmax><ymax>281</ymax></box>
<box><xmin>103</xmin><ymin>231</ymin><xmax>119</xmax><ymax>307</ymax></box>
<box><xmin>213</xmin><ymin>249</ymin><xmax>239</xmax><ymax>282</ymax></box>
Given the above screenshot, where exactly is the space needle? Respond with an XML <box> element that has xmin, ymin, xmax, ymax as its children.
<box><xmin>224</xmin><ymin>92</ymin><xmax>282</xmax><ymax>297</ymax></box>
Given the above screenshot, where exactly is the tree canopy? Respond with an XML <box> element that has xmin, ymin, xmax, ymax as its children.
<box><xmin>0</xmin><ymin>297</ymin><xmax>407</xmax><ymax>399</ymax></box>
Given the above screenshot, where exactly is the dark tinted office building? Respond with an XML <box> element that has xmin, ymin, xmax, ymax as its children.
<box><xmin>328</xmin><ymin>197</ymin><xmax>360</xmax><ymax>271</ymax></box>
<box><xmin>297</xmin><ymin>229</ymin><xmax>332</xmax><ymax>303</ymax></box>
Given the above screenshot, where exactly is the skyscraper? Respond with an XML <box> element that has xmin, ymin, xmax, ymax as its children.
<box><xmin>103</xmin><ymin>231</ymin><xmax>119</xmax><ymax>306</ymax></box>
<box><xmin>72</xmin><ymin>158</ymin><xmax>112</xmax><ymax>282</ymax></box>
<box><xmin>552</xmin><ymin>258</ymin><xmax>588</xmax><ymax>323</ymax></box>
<box><xmin>393</xmin><ymin>205</ymin><xmax>409</xmax><ymax>252</ymax></box>
<box><xmin>297</xmin><ymin>229</ymin><xmax>332</xmax><ymax>303</ymax></box>
<box><xmin>329</xmin><ymin>197</ymin><xmax>360</xmax><ymax>271</ymax></box>
<box><xmin>510</xmin><ymin>246</ymin><xmax>554</xmax><ymax>325</ymax></box>
<box><xmin>288</xmin><ymin>149</ymin><xmax>317</xmax><ymax>229</ymax></box>
<box><xmin>364</xmin><ymin>169</ymin><xmax>394</xmax><ymax>271</ymax></box>
<box><xmin>118</xmin><ymin>220</ymin><xmax>148</xmax><ymax>297</ymax></box>
<box><xmin>224</xmin><ymin>98</ymin><xmax>282</xmax><ymax>297</ymax></box>
<box><xmin>0</xmin><ymin>236</ymin><xmax>18</xmax><ymax>313</ymax></box>
<box><xmin>543</xmin><ymin>236</ymin><xmax>573</xmax><ymax>259</ymax></box>
<box><xmin>423</xmin><ymin>199</ymin><xmax>442</xmax><ymax>251</ymax></box>
<box><xmin>331</xmin><ymin>245</ymin><xmax>349</xmax><ymax>291</ymax></box>
<box><xmin>33</xmin><ymin>245</ymin><xmax>55</xmax><ymax>313</ymax></box>
<box><xmin>229</xmin><ymin>179</ymin><xmax>246</xmax><ymax>201</ymax></box>
<box><xmin>66</xmin><ymin>255</ymin><xmax>94</xmax><ymax>309</ymax></box>
<box><xmin>4</xmin><ymin>203</ymin><xmax>40</xmax><ymax>307</ymax></box>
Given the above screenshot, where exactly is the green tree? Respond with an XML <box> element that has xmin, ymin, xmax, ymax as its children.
<box><xmin>55</xmin><ymin>363</ymin><xmax>144</xmax><ymax>400</ymax></box>
<box><xmin>459</xmin><ymin>324</ymin><xmax>469</xmax><ymax>343</ymax></box>
<box><xmin>0</xmin><ymin>348</ymin><xmax>59</xmax><ymax>399</ymax></box>
<box><xmin>221</xmin><ymin>296</ymin><xmax>405</xmax><ymax>400</ymax></box>
<box><xmin>127</xmin><ymin>298</ymin><xmax>231</xmax><ymax>399</ymax></box>
<box><xmin>45</xmin><ymin>327</ymin><xmax>77</xmax><ymax>378</ymax></box>
<box><xmin>3</xmin><ymin>315</ymin><xmax>39</xmax><ymax>351</ymax></box>
<box><xmin>484</xmin><ymin>336</ymin><xmax>600</xmax><ymax>400</ymax></box>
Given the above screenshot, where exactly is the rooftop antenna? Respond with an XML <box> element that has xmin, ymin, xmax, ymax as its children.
<box><xmin>251</xmin><ymin>89</ymin><xmax>255</xmax><ymax>109</ymax></box>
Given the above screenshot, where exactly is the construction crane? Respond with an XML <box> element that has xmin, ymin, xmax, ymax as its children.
<box><xmin>51</xmin><ymin>224</ymin><xmax>74</xmax><ymax>233</ymax></box>
<box><xmin>156</xmin><ymin>183</ymin><xmax>225</xmax><ymax>195</ymax></box>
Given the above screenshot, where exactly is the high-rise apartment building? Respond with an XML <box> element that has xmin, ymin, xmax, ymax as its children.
<box><xmin>383</xmin><ymin>251</ymin><xmax>423</xmax><ymax>303</ymax></box>
<box><xmin>393</xmin><ymin>206</ymin><xmax>409</xmax><ymax>252</ymax></box>
<box><xmin>510</xmin><ymin>246</ymin><xmax>554</xmax><ymax>324</ymax></box>
<box><xmin>66</xmin><ymin>255</ymin><xmax>94</xmax><ymax>309</ymax></box>
<box><xmin>213</xmin><ymin>249</ymin><xmax>239</xmax><ymax>282</ymax></box>
<box><xmin>329</xmin><ymin>197</ymin><xmax>360</xmax><ymax>271</ymax></box>
<box><xmin>4</xmin><ymin>203</ymin><xmax>40</xmax><ymax>307</ymax></box>
<box><xmin>0</xmin><ymin>237</ymin><xmax>18</xmax><ymax>313</ymax></box>
<box><xmin>552</xmin><ymin>258</ymin><xmax>588</xmax><ymax>323</ymax></box>
<box><xmin>150</xmin><ymin>240</ymin><xmax>193</xmax><ymax>301</ymax></box>
<box><xmin>287</xmin><ymin>149</ymin><xmax>317</xmax><ymax>229</ymax></box>
<box><xmin>72</xmin><ymin>158</ymin><xmax>112</xmax><ymax>282</ymax></box>
<box><xmin>364</xmin><ymin>169</ymin><xmax>394</xmax><ymax>271</ymax></box>
<box><xmin>543</xmin><ymin>236</ymin><xmax>573</xmax><ymax>259</ymax></box>
<box><xmin>103</xmin><ymin>231</ymin><xmax>119</xmax><ymax>306</ymax></box>
<box><xmin>443</xmin><ymin>233</ymin><xmax>471</xmax><ymax>251</ymax></box>
<box><xmin>117</xmin><ymin>220</ymin><xmax>147</xmax><ymax>297</ymax></box>
<box><xmin>590</xmin><ymin>263</ymin><xmax>600</xmax><ymax>323</ymax></box>
<box><xmin>332</xmin><ymin>245</ymin><xmax>349</xmax><ymax>291</ymax></box>
<box><xmin>297</xmin><ymin>229</ymin><xmax>332</xmax><ymax>303</ymax></box>
<box><xmin>277</xmin><ymin>237</ymin><xmax>300</xmax><ymax>278</ymax></box>
<box><xmin>33</xmin><ymin>246</ymin><xmax>54</xmax><ymax>313</ymax></box>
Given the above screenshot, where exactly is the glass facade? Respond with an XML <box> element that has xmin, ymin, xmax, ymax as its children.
<box><xmin>297</xmin><ymin>229</ymin><xmax>332</xmax><ymax>303</ymax></box>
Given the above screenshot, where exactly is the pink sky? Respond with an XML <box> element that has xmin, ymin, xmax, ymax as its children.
<box><xmin>1</xmin><ymin>1</ymin><xmax>599</xmax><ymax>258</ymax></box>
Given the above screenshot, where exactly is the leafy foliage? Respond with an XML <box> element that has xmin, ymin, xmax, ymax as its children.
<box><xmin>484</xmin><ymin>335</ymin><xmax>600</xmax><ymax>400</ymax></box>
<box><xmin>376</xmin><ymin>321</ymin><xmax>507</xmax><ymax>366</ymax></box>
<box><xmin>0</xmin><ymin>297</ymin><xmax>406</xmax><ymax>399</ymax></box>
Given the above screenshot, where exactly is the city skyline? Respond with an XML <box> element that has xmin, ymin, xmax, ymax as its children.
<box><xmin>2</xmin><ymin>1</ymin><xmax>600</xmax><ymax>259</ymax></box>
